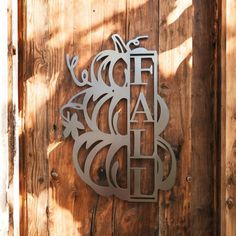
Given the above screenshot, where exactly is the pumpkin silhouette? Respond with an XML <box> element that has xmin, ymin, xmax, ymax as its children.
<box><xmin>60</xmin><ymin>34</ymin><xmax>176</xmax><ymax>201</ymax></box>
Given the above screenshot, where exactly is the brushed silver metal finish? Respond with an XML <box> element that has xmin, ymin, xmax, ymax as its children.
<box><xmin>60</xmin><ymin>34</ymin><xmax>176</xmax><ymax>202</ymax></box>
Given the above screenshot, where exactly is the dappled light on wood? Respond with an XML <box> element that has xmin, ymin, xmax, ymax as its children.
<box><xmin>226</xmin><ymin>2</ymin><xmax>236</xmax><ymax>55</ymax></box>
<box><xmin>47</xmin><ymin>200</ymin><xmax>83</xmax><ymax>236</ymax></box>
<box><xmin>27</xmin><ymin>0</ymin><xmax>149</xmax><ymax>49</ymax></box>
<box><xmin>166</xmin><ymin>0</ymin><xmax>192</xmax><ymax>25</ymax></box>
<box><xmin>25</xmin><ymin>77</ymin><xmax>48</xmax><ymax>119</ymax></box>
<box><xmin>159</xmin><ymin>37</ymin><xmax>192</xmax><ymax>78</ymax></box>
<box><xmin>47</xmin><ymin>141</ymin><xmax>63</xmax><ymax>156</ymax></box>
<box><xmin>18</xmin><ymin>0</ymin><xmax>218</xmax><ymax>235</ymax></box>
<box><xmin>226</xmin><ymin>36</ymin><xmax>236</xmax><ymax>54</ymax></box>
<box><xmin>21</xmin><ymin>0</ymin><xmax>194</xmax><ymax>234</ymax></box>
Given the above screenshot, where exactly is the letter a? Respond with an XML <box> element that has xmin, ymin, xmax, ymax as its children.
<box><xmin>130</xmin><ymin>92</ymin><xmax>153</xmax><ymax>122</ymax></box>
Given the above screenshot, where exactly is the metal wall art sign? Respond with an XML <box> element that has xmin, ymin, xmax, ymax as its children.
<box><xmin>60</xmin><ymin>34</ymin><xmax>176</xmax><ymax>202</ymax></box>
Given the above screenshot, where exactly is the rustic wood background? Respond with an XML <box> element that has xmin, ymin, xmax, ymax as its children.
<box><xmin>15</xmin><ymin>0</ymin><xmax>235</xmax><ymax>235</ymax></box>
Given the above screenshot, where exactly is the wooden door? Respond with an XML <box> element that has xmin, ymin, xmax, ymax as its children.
<box><xmin>19</xmin><ymin>0</ymin><xmax>218</xmax><ymax>235</ymax></box>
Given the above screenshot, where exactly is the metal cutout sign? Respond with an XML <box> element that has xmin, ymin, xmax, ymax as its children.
<box><xmin>60</xmin><ymin>34</ymin><xmax>176</xmax><ymax>202</ymax></box>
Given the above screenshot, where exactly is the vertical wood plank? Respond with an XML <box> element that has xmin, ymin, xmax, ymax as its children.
<box><xmin>8</xmin><ymin>0</ymin><xmax>14</xmax><ymax>234</ymax></box>
<box><xmin>90</xmin><ymin>1</ymin><xmax>127</xmax><ymax>235</ymax></box>
<box><xmin>23</xmin><ymin>0</ymin><xmax>50</xmax><ymax>235</ymax></box>
<box><xmin>18</xmin><ymin>0</ymin><xmax>27</xmax><ymax>234</ymax></box>
<box><xmin>111</xmin><ymin>1</ymin><xmax>160</xmax><ymax>235</ymax></box>
<box><xmin>221</xmin><ymin>0</ymin><xmax>236</xmax><ymax>235</ymax></box>
<box><xmin>158</xmin><ymin>0</ymin><xmax>192</xmax><ymax>235</ymax></box>
<box><xmin>8</xmin><ymin>0</ymin><xmax>19</xmax><ymax>235</ymax></box>
<box><xmin>191</xmin><ymin>0</ymin><xmax>217</xmax><ymax>235</ymax></box>
<box><xmin>0</xmin><ymin>0</ymin><xmax>9</xmax><ymax>235</ymax></box>
<box><xmin>47</xmin><ymin>1</ymin><xmax>97</xmax><ymax>235</ymax></box>
<box><xmin>220</xmin><ymin>0</ymin><xmax>226</xmax><ymax>234</ymax></box>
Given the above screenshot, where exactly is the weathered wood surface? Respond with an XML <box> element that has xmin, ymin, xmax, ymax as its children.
<box><xmin>191</xmin><ymin>0</ymin><xmax>218</xmax><ymax>235</ymax></box>
<box><xmin>0</xmin><ymin>0</ymin><xmax>9</xmax><ymax>235</ymax></box>
<box><xmin>221</xmin><ymin>0</ymin><xmax>236</xmax><ymax>235</ymax></box>
<box><xmin>0</xmin><ymin>0</ymin><xmax>19</xmax><ymax>235</ymax></box>
<box><xmin>8</xmin><ymin>0</ymin><xmax>20</xmax><ymax>235</ymax></box>
<box><xmin>19</xmin><ymin>0</ymin><xmax>218</xmax><ymax>235</ymax></box>
<box><xmin>158</xmin><ymin>0</ymin><xmax>192</xmax><ymax>235</ymax></box>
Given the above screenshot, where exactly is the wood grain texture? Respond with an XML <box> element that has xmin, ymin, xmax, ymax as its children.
<box><xmin>159</xmin><ymin>0</ymin><xmax>192</xmax><ymax>235</ymax></box>
<box><xmin>22</xmin><ymin>0</ymin><xmax>50</xmax><ymax>235</ymax></box>
<box><xmin>0</xmin><ymin>0</ymin><xmax>9</xmax><ymax>235</ymax></box>
<box><xmin>191</xmin><ymin>0</ymin><xmax>217</xmax><ymax>235</ymax></box>
<box><xmin>7</xmin><ymin>1</ymin><xmax>14</xmax><ymax>234</ymax></box>
<box><xmin>221</xmin><ymin>0</ymin><xmax>236</xmax><ymax>235</ymax></box>
<box><xmin>8</xmin><ymin>0</ymin><xmax>20</xmax><ymax>235</ymax></box>
<box><xmin>18</xmin><ymin>0</ymin><xmax>27</xmax><ymax>234</ymax></box>
<box><xmin>220</xmin><ymin>0</ymin><xmax>227</xmax><ymax>235</ymax></box>
<box><xmin>19</xmin><ymin>0</ymin><xmax>219</xmax><ymax>235</ymax></box>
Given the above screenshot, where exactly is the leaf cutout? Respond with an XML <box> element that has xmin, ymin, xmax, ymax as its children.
<box><xmin>76</xmin><ymin>122</ymin><xmax>84</xmax><ymax>130</ymax></box>
<box><xmin>63</xmin><ymin>127</ymin><xmax>71</xmax><ymax>138</ymax></box>
<box><xmin>71</xmin><ymin>113</ymin><xmax>84</xmax><ymax>130</ymax></box>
